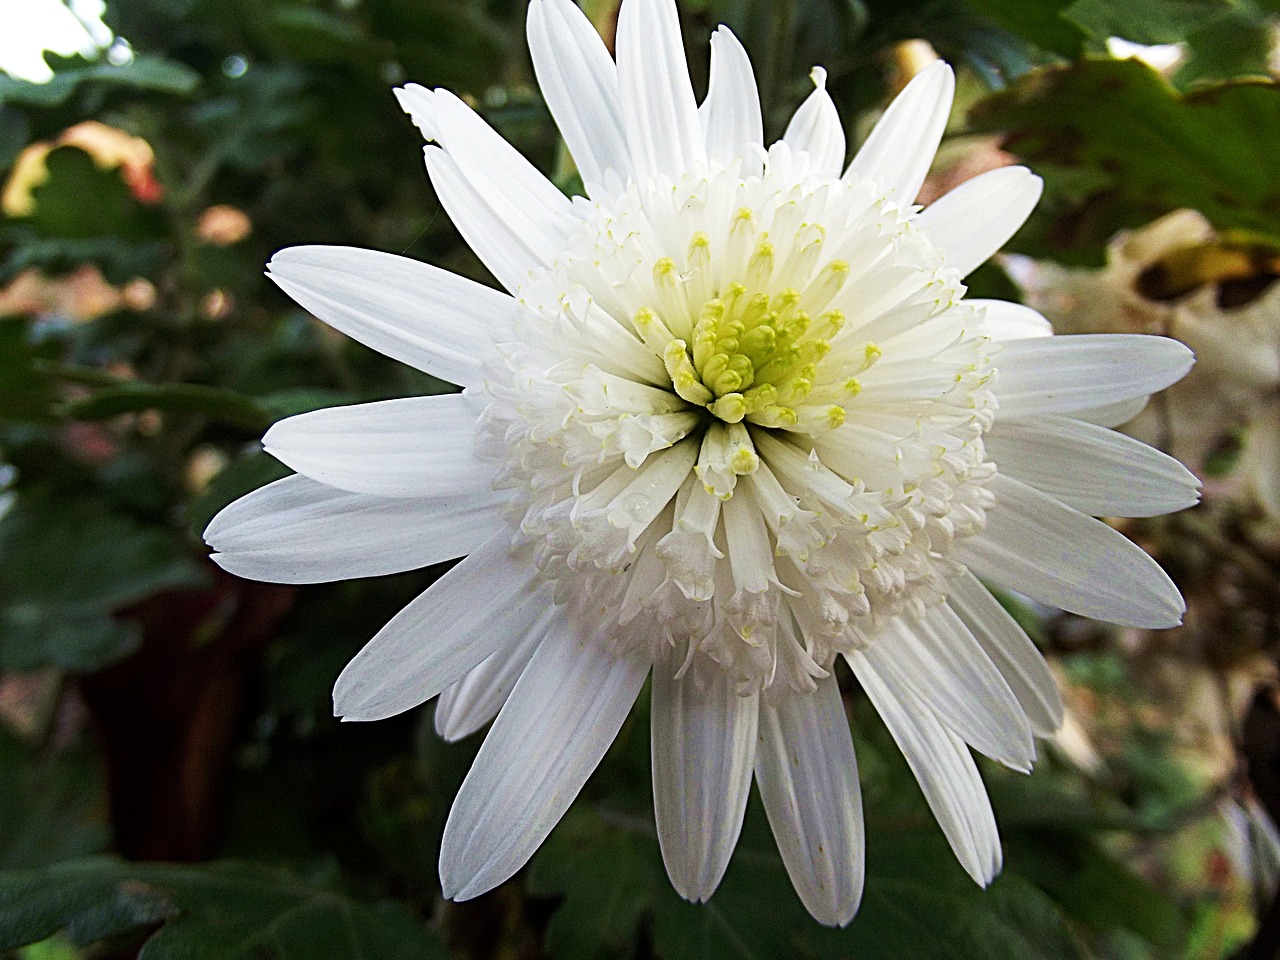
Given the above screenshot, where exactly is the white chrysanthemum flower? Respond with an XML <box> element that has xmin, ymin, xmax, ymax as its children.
<box><xmin>205</xmin><ymin>0</ymin><xmax>1199</xmax><ymax>926</ymax></box>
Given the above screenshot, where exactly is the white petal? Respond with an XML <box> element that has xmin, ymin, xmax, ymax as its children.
<box><xmin>424</xmin><ymin>147</ymin><xmax>550</xmax><ymax>294</ymax></box>
<box><xmin>862</xmin><ymin>609</ymin><xmax>1034</xmax><ymax>771</ymax></box>
<box><xmin>205</xmin><ymin>474</ymin><xmax>500</xmax><ymax>584</ymax></box>
<box><xmin>1072</xmin><ymin>395</ymin><xmax>1150</xmax><ymax>428</ymax></box>
<box><xmin>917</xmin><ymin>166</ymin><xmax>1042</xmax><ymax>277</ymax></box>
<box><xmin>957</xmin><ymin>473</ymin><xmax>1185</xmax><ymax>628</ymax></box>
<box><xmin>986</xmin><ymin>415</ymin><xmax>1201</xmax><ymax>518</ymax></box>
<box><xmin>973</xmin><ymin>299</ymin><xmax>1053</xmax><ymax>341</ymax></box>
<box><xmin>993</xmin><ymin>334</ymin><xmax>1194</xmax><ymax>418</ymax></box>
<box><xmin>699</xmin><ymin>26</ymin><xmax>764</xmax><ymax>172</ymax></box>
<box><xmin>397</xmin><ymin>84</ymin><xmax>575</xmax><ymax>242</ymax></box>
<box><xmin>755</xmin><ymin>676</ymin><xmax>864</xmax><ymax>927</ymax></box>
<box><xmin>782</xmin><ymin>67</ymin><xmax>845</xmax><ymax>179</ymax></box>
<box><xmin>651</xmin><ymin>665</ymin><xmax>758</xmax><ymax>903</ymax></box>
<box><xmin>527</xmin><ymin>0</ymin><xmax>631</xmax><ymax>197</ymax></box>
<box><xmin>332</xmin><ymin>534</ymin><xmax>549</xmax><ymax>721</ymax></box>
<box><xmin>267</xmin><ymin>246</ymin><xmax>517</xmax><ymax>386</ymax></box>
<box><xmin>616</xmin><ymin>0</ymin><xmax>705</xmax><ymax>184</ymax></box>
<box><xmin>849</xmin><ymin>652</ymin><xmax>1002</xmax><ymax>886</ymax></box>
<box><xmin>434</xmin><ymin>606</ymin><xmax>553</xmax><ymax>742</ymax></box>
<box><xmin>439</xmin><ymin>624</ymin><xmax>650</xmax><ymax>900</ymax></box>
<box><xmin>263</xmin><ymin>393</ymin><xmax>490</xmax><ymax>499</ymax></box>
<box><xmin>946</xmin><ymin>570</ymin><xmax>1063</xmax><ymax>738</ymax></box>
<box><xmin>844</xmin><ymin>60</ymin><xmax>953</xmax><ymax>203</ymax></box>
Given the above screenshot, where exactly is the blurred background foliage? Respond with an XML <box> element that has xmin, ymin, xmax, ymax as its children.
<box><xmin>1</xmin><ymin>0</ymin><xmax>1279</xmax><ymax>957</ymax></box>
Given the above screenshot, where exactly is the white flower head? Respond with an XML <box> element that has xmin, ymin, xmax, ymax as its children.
<box><xmin>205</xmin><ymin>0</ymin><xmax>1199</xmax><ymax>927</ymax></box>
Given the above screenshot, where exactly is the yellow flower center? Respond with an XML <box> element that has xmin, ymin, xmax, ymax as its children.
<box><xmin>634</xmin><ymin>235</ymin><xmax>857</xmax><ymax>430</ymax></box>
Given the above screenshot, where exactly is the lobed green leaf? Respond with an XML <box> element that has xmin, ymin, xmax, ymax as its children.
<box><xmin>969</xmin><ymin>59</ymin><xmax>1280</xmax><ymax>262</ymax></box>
<box><xmin>0</xmin><ymin>858</ymin><xmax>449</xmax><ymax>960</ymax></box>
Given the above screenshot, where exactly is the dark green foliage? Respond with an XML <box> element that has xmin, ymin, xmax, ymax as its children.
<box><xmin>970</xmin><ymin>59</ymin><xmax>1280</xmax><ymax>262</ymax></box>
<box><xmin>0</xmin><ymin>490</ymin><xmax>205</xmax><ymax>671</ymax></box>
<box><xmin>0</xmin><ymin>729</ymin><xmax>109</xmax><ymax>870</ymax></box>
<box><xmin>56</xmin><ymin>382</ymin><xmax>271</xmax><ymax>432</ymax></box>
<box><xmin>1060</xmin><ymin>0</ymin><xmax>1232</xmax><ymax>45</ymax></box>
<box><xmin>0</xmin><ymin>318</ymin><xmax>55</xmax><ymax>424</ymax></box>
<box><xmin>0</xmin><ymin>55</ymin><xmax>199</xmax><ymax>108</ymax></box>
<box><xmin>0</xmin><ymin>0</ymin><xmax>1271</xmax><ymax>957</ymax></box>
<box><xmin>0</xmin><ymin>858</ymin><xmax>449</xmax><ymax>960</ymax></box>
<box><xmin>964</xmin><ymin>0</ymin><xmax>1089</xmax><ymax>59</ymax></box>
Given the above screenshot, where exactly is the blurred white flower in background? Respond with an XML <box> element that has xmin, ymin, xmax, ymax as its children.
<box><xmin>0</xmin><ymin>0</ymin><xmax>113</xmax><ymax>82</ymax></box>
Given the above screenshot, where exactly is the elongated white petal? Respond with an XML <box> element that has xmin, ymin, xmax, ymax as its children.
<box><xmin>957</xmin><ymin>473</ymin><xmax>1185</xmax><ymax>628</ymax></box>
<box><xmin>986</xmin><ymin>415</ymin><xmax>1201</xmax><ymax>517</ymax></box>
<box><xmin>205</xmin><ymin>474</ymin><xmax>500</xmax><ymax>584</ymax></box>
<box><xmin>917</xmin><ymin>166</ymin><xmax>1042</xmax><ymax>277</ymax></box>
<box><xmin>849</xmin><ymin>653</ymin><xmax>1002</xmax><ymax>885</ymax></box>
<box><xmin>332</xmin><ymin>535</ymin><xmax>548</xmax><ymax>721</ymax></box>
<box><xmin>782</xmin><ymin>67</ymin><xmax>845</xmax><ymax>179</ymax></box>
<box><xmin>264</xmin><ymin>393</ymin><xmax>490</xmax><ymax>499</ymax></box>
<box><xmin>973</xmin><ymin>299</ymin><xmax>1053</xmax><ymax>341</ymax></box>
<box><xmin>267</xmin><ymin>246</ymin><xmax>517</xmax><ymax>386</ymax></box>
<box><xmin>652</xmin><ymin>665</ymin><xmax>758</xmax><ymax>903</ymax></box>
<box><xmin>616</xmin><ymin>0</ymin><xmax>705</xmax><ymax>184</ymax></box>
<box><xmin>439</xmin><ymin>625</ymin><xmax>650</xmax><ymax>900</ymax></box>
<box><xmin>946</xmin><ymin>571</ymin><xmax>1063</xmax><ymax>737</ymax></box>
<box><xmin>1072</xmin><ymin>395</ymin><xmax>1149</xmax><ymax>428</ymax></box>
<box><xmin>700</xmin><ymin>26</ymin><xmax>763</xmax><ymax>172</ymax></box>
<box><xmin>845</xmin><ymin>60</ymin><xmax>953</xmax><ymax>203</ymax></box>
<box><xmin>863</xmin><ymin>609</ymin><xmax>1034</xmax><ymax>771</ymax></box>
<box><xmin>755</xmin><ymin>676</ymin><xmax>864</xmax><ymax>927</ymax></box>
<box><xmin>528</xmin><ymin>0</ymin><xmax>631</xmax><ymax>196</ymax></box>
<box><xmin>434</xmin><ymin>606</ymin><xmax>554</xmax><ymax>741</ymax></box>
<box><xmin>424</xmin><ymin>147</ymin><xmax>549</xmax><ymax>294</ymax></box>
<box><xmin>993</xmin><ymin>334</ymin><xmax>1194</xmax><ymax>418</ymax></box>
<box><xmin>397</xmin><ymin>85</ymin><xmax>575</xmax><ymax>242</ymax></box>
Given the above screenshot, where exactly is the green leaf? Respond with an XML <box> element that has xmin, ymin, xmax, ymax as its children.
<box><xmin>1007</xmin><ymin>830</ymin><xmax>1188</xmax><ymax>949</ymax></box>
<box><xmin>258</xmin><ymin>388</ymin><xmax>357</xmax><ymax>419</ymax></box>
<box><xmin>648</xmin><ymin>814</ymin><xmax>810</xmax><ymax>960</ymax></box>
<box><xmin>264</xmin><ymin>8</ymin><xmax>371</xmax><ymax>64</ymax></box>
<box><xmin>0</xmin><ymin>319</ymin><xmax>55</xmax><ymax>424</ymax></box>
<box><xmin>0</xmin><ymin>55</ymin><xmax>199</xmax><ymax>108</ymax></box>
<box><xmin>59</xmin><ymin>383</ymin><xmax>271</xmax><ymax>432</ymax></box>
<box><xmin>0</xmin><ymin>105</ymin><xmax>29</xmax><ymax>172</ymax></box>
<box><xmin>964</xmin><ymin>0</ymin><xmax>1089</xmax><ymax>59</ymax></box>
<box><xmin>0</xmin><ymin>617</ymin><xmax>141</xmax><ymax>676</ymax></box>
<box><xmin>0</xmin><ymin>233</ymin><xmax>167</xmax><ymax>286</ymax></box>
<box><xmin>18</xmin><ymin>933</ymin><xmax>82</xmax><ymax>960</ymax></box>
<box><xmin>17</xmin><ymin>147</ymin><xmax>163</xmax><ymax>242</ymax></box>
<box><xmin>0</xmin><ymin>858</ymin><xmax>449</xmax><ymax>960</ymax></box>
<box><xmin>530</xmin><ymin>799</ymin><xmax>813</xmax><ymax>960</ymax></box>
<box><xmin>816</xmin><ymin>832</ymin><xmax>1089</xmax><ymax>959</ymax></box>
<box><xmin>3</xmin><ymin>147</ymin><xmax>167</xmax><ymax>282</ymax></box>
<box><xmin>0</xmin><ymin>729</ymin><xmax>108</xmax><ymax>871</ymax></box>
<box><xmin>528</xmin><ymin>808</ymin><xmax>656</xmax><ymax>959</ymax></box>
<box><xmin>1176</xmin><ymin>9</ymin><xmax>1276</xmax><ymax>87</ymax></box>
<box><xmin>0</xmin><ymin>491</ymin><xmax>206</xmax><ymax>672</ymax></box>
<box><xmin>969</xmin><ymin>59</ymin><xmax>1280</xmax><ymax>261</ymax></box>
<box><xmin>1062</xmin><ymin>0</ymin><xmax>1232</xmax><ymax>45</ymax></box>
